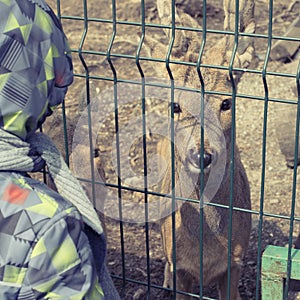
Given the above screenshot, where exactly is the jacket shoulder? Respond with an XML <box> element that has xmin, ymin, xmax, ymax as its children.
<box><xmin>0</xmin><ymin>172</ymin><xmax>78</xmax><ymax>222</ymax></box>
<box><xmin>0</xmin><ymin>171</ymin><xmax>83</xmax><ymax>256</ymax></box>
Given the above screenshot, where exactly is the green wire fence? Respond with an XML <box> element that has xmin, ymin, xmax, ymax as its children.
<box><xmin>49</xmin><ymin>0</ymin><xmax>300</xmax><ymax>299</ymax></box>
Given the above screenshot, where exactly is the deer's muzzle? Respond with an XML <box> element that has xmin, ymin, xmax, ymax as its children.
<box><xmin>187</xmin><ymin>148</ymin><xmax>213</xmax><ymax>173</ymax></box>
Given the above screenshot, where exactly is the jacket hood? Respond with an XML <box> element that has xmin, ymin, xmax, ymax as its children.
<box><xmin>0</xmin><ymin>0</ymin><xmax>73</xmax><ymax>140</ymax></box>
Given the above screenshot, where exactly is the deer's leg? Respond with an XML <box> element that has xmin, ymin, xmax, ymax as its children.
<box><xmin>174</xmin><ymin>269</ymin><xmax>193</xmax><ymax>300</ymax></box>
<box><xmin>218</xmin><ymin>264</ymin><xmax>242</xmax><ymax>300</ymax></box>
<box><xmin>163</xmin><ymin>261</ymin><xmax>172</xmax><ymax>289</ymax></box>
<box><xmin>163</xmin><ymin>263</ymin><xmax>193</xmax><ymax>300</ymax></box>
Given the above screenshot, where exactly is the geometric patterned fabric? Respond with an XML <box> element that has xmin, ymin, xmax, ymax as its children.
<box><xmin>0</xmin><ymin>0</ymin><xmax>73</xmax><ymax>140</ymax></box>
<box><xmin>0</xmin><ymin>171</ymin><xmax>104</xmax><ymax>299</ymax></box>
<box><xmin>0</xmin><ymin>1</ymin><xmax>105</xmax><ymax>297</ymax></box>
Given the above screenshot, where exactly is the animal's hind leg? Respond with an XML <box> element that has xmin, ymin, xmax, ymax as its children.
<box><xmin>163</xmin><ymin>261</ymin><xmax>173</xmax><ymax>289</ymax></box>
<box><xmin>175</xmin><ymin>269</ymin><xmax>194</xmax><ymax>300</ymax></box>
<box><xmin>163</xmin><ymin>263</ymin><xmax>193</xmax><ymax>300</ymax></box>
<box><xmin>218</xmin><ymin>264</ymin><xmax>242</xmax><ymax>300</ymax></box>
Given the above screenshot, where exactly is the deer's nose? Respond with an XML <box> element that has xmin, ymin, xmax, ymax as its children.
<box><xmin>189</xmin><ymin>149</ymin><xmax>212</xmax><ymax>169</ymax></box>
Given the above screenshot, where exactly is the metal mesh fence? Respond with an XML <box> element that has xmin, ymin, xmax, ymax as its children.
<box><xmin>47</xmin><ymin>0</ymin><xmax>300</xmax><ymax>299</ymax></box>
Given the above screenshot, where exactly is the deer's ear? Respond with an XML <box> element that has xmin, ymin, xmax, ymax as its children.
<box><xmin>224</xmin><ymin>0</ymin><xmax>256</xmax><ymax>71</ymax></box>
<box><xmin>156</xmin><ymin>0</ymin><xmax>203</xmax><ymax>59</ymax></box>
<box><xmin>156</xmin><ymin>0</ymin><xmax>188</xmax><ymax>56</ymax></box>
<box><xmin>223</xmin><ymin>0</ymin><xmax>255</xmax><ymax>32</ymax></box>
<box><xmin>237</xmin><ymin>20</ymin><xmax>256</xmax><ymax>69</ymax></box>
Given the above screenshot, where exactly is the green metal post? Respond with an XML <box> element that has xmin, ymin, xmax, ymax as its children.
<box><xmin>262</xmin><ymin>245</ymin><xmax>300</xmax><ymax>299</ymax></box>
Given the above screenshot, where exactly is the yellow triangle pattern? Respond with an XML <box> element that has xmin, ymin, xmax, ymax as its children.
<box><xmin>27</xmin><ymin>191</ymin><xmax>59</xmax><ymax>218</ymax></box>
<box><xmin>37</xmin><ymin>80</ymin><xmax>48</xmax><ymax>96</ymax></box>
<box><xmin>3</xmin><ymin>111</ymin><xmax>27</xmax><ymax>138</ymax></box>
<box><xmin>51</xmin><ymin>236</ymin><xmax>78</xmax><ymax>272</ymax></box>
<box><xmin>31</xmin><ymin>237</ymin><xmax>47</xmax><ymax>258</ymax></box>
<box><xmin>34</xmin><ymin>6</ymin><xmax>52</xmax><ymax>34</ymax></box>
<box><xmin>0</xmin><ymin>73</ymin><xmax>10</xmax><ymax>90</ymax></box>
<box><xmin>0</xmin><ymin>0</ymin><xmax>11</xmax><ymax>6</ymax></box>
<box><xmin>34</xmin><ymin>277</ymin><xmax>57</xmax><ymax>294</ymax></box>
<box><xmin>3</xmin><ymin>265</ymin><xmax>27</xmax><ymax>285</ymax></box>
<box><xmin>20</xmin><ymin>24</ymin><xmax>32</xmax><ymax>45</ymax></box>
<box><xmin>44</xmin><ymin>46</ymin><xmax>54</xmax><ymax>67</ymax></box>
<box><xmin>4</xmin><ymin>11</ymin><xmax>19</xmax><ymax>33</ymax></box>
<box><xmin>51</xmin><ymin>44</ymin><xmax>60</xmax><ymax>58</ymax></box>
<box><xmin>44</xmin><ymin>62</ymin><xmax>54</xmax><ymax>81</ymax></box>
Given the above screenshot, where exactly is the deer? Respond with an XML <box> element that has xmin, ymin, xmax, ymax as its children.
<box><xmin>146</xmin><ymin>0</ymin><xmax>256</xmax><ymax>299</ymax></box>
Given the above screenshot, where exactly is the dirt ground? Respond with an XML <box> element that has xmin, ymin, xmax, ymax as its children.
<box><xmin>46</xmin><ymin>0</ymin><xmax>300</xmax><ymax>299</ymax></box>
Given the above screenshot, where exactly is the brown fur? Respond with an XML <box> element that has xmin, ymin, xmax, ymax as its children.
<box><xmin>151</xmin><ymin>0</ymin><xmax>256</xmax><ymax>299</ymax></box>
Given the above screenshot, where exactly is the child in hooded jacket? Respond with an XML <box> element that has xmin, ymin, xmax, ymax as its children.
<box><xmin>0</xmin><ymin>0</ymin><xmax>120</xmax><ymax>299</ymax></box>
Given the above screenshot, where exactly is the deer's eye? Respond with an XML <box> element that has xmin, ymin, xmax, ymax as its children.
<box><xmin>171</xmin><ymin>102</ymin><xmax>182</xmax><ymax>114</ymax></box>
<box><xmin>221</xmin><ymin>99</ymin><xmax>232</xmax><ymax>111</ymax></box>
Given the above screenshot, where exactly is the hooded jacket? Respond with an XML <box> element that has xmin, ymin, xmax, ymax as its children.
<box><xmin>0</xmin><ymin>0</ymin><xmax>118</xmax><ymax>299</ymax></box>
